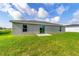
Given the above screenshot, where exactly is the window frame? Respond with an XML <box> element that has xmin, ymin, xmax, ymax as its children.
<box><xmin>23</xmin><ymin>24</ymin><xmax>27</xmax><ymax>32</ymax></box>
<box><xmin>59</xmin><ymin>26</ymin><xmax>62</xmax><ymax>32</ymax></box>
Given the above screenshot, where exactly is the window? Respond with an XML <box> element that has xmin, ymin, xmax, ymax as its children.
<box><xmin>23</xmin><ymin>25</ymin><xmax>27</xmax><ymax>32</ymax></box>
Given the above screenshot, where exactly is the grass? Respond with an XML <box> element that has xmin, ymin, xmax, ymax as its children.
<box><xmin>0</xmin><ymin>30</ymin><xmax>79</xmax><ymax>56</ymax></box>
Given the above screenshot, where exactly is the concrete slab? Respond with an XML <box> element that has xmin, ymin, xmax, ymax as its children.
<box><xmin>36</xmin><ymin>34</ymin><xmax>52</xmax><ymax>36</ymax></box>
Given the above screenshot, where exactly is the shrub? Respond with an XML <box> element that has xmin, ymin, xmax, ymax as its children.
<box><xmin>0</xmin><ymin>29</ymin><xmax>11</xmax><ymax>35</ymax></box>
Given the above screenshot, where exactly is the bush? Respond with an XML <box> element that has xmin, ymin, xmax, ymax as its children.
<box><xmin>0</xmin><ymin>29</ymin><xmax>11</xmax><ymax>35</ymax></box>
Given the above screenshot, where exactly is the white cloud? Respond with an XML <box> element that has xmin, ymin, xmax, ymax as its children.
<box><xmin>31</xmin><ymin>8</ymin><xmax>37</xmax><ymax>15</ymax></box>
<box><xmin>0</xmin><ymin>3</ymin><xmax>22</xmax><ymax>20</ymax></box>
<box><xmin>44</xmin><ymin>3</ymin><xmax>55</xmax><ymax>6</ymax></box>
<box><xmin>50</xmin><ymin>16</ymin><xmax>60</xmax><ymax>23</ymax></box>
<box><xmin>17</xmin><ymin>3</ymin><xmax>32</xmax><ymax>15</ymax></box>
<box><xmin>45</xmin><ymin>18</ymin><xmax>50</xmax><ymax>22</ymax></box>
<box><xmin>69</xmin><ymin>10</ymin><xmax>79</xmax><ymax>24</ymax></box>
<box><xmin>8</xmin><ymin>10</ymin><xmax>22</xmax><ymax>20</ymax></box>
<box><xmin>37</xmin><ymin>7</ymin><xmax>48</xmax><ymax>19</ymax></box>
<box><xmin>12</xmin><ymin>3</ymin><xmax>37</xmax><ymax>16</ymax></box>
<box><xmin>36</xmin><ymin>16</ymin><xmax>60</xmax><ymax>23</ymax></box>
<box><xmin>0</xmin><ymin>3</ymin><xmax>38</xmax><ymax>20</ymax></box>
<box><xmin>56</xmin><ymin>5</ymin><xmax>66</xmax><ymax>15</ymax></box>
<box><xmin>0</xmin><ymin>3</ymin><xmax>10</xmax><ymax>12</ymax></box>
<box><xmin>0</xmin><ymin>3</ymin><xmax>62</xmax><ymax>28</ymax></box>
<box><xmin>73</xmin><ymin>10</ymin><xmax>79</xmax><ymax>19</ymax></box>
<box><xmin>38</xmin><ymin>16</ymin><xmax>60</xmax><ymax>23</ymax></box>
<box><xmin>7</xmin><ymin>5</ymin><xmax>22</xmax><ymax>20</ymax></box>
<box><xmin>0</xmin><ymin>3</ymin><xmax>49</xmax><ymax>21</ymax></box>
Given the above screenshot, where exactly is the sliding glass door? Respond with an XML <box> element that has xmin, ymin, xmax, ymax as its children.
<box><xmin>40</xmin><ymin>25</ymin><xmax>45</xmax><ymax>33</ymax></box>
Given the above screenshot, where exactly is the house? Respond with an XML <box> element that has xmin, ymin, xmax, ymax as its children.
<box><xmin>65</xmin><ymin>24</ymin><xmax>79</xmax><ymax>32</ymax></box>
<box><xmin>10</xmin><ymin>20</ymin><xmax>65</xmax><ymax>35</ymax></box>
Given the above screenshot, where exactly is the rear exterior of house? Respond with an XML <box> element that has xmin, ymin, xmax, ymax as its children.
<box><xmin>65</xmin><ymin>24</ymin><xmax>79</xmax><ymax>32</ymax></box>
<box><xmin>10</xmin><ymin>20</ymin><xmax>65</xmax><ymax>35</ymax></box>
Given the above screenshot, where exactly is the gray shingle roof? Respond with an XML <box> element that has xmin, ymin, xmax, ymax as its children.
<box><xmin>10</xmin><ymin>20</ymin><xmax>62</xmax><ymax>26</ymax></box>
<box><xmin>66</xmin><ymin>24</ymin><xmax>79</xmax><ymax>27</ymax></box>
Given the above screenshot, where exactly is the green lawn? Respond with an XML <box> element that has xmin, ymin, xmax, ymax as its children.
<box><xmin>0</xmin><ymin>30</ymin><xmax>79</xmax><ymax>56</ymax></box>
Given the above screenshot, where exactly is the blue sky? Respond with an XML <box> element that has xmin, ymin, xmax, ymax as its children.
<box><xmin>0</xmin><ymin>3</ymin><xmax>79</xmax><ymax>28</ymax></box>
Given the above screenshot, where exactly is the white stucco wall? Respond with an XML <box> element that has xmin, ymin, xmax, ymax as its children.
<box><xmin>45</xmin><ymin>25</ymin><xmax>59</xmax><ymax>33</ymax></box>
<box><xmin>61</xmin><ymin>26</ymin><xmax>65</xmax><ymax>32</ymax></box>
<box><xmin>45</xmin><ymin>26</ymin><xmax>65</xmax><ymax>34</ymax></box>
<box><xmin>12</xmin><ymin>23</ymin><xmax>22</xmax><ymax>35</ymax></box>
<box><xmin>12</xmin><ymin>23</ymin><xmax>40</xmax><ymax>35</ymax></box>
<box><xmin>65</xmin><ymin>26</ymin><xmax>79</xmax><ymax>32</ymax></box>
<box><xmin>12</xmin><ymin>23</ymin><xmax>65</xmax><ymax>35</ymax></box>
